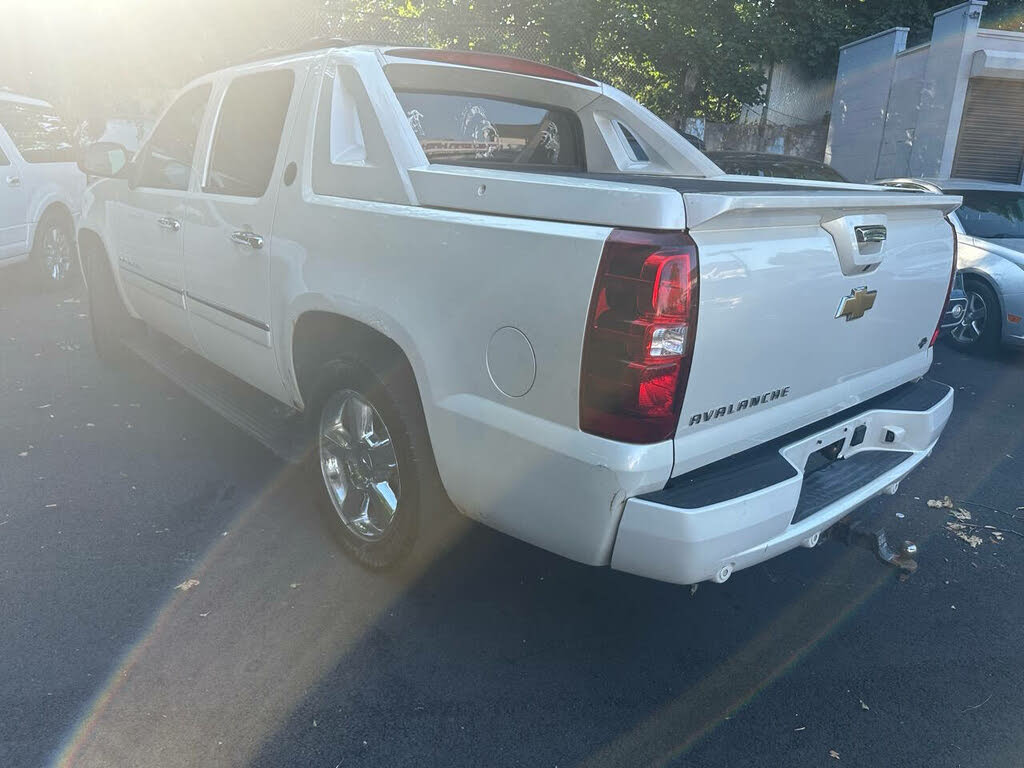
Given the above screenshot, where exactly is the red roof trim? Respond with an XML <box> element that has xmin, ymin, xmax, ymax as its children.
<box><xmin>385</xmin><ymin>48</ymin><xmax>598</xmax><ymax>87</ymax></box>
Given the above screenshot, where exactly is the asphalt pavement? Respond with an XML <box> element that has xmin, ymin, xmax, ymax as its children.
<box><xmin>2</xmin><ymin>266</ymin><xmax>1023</xmax><ymax>768</ymax></box>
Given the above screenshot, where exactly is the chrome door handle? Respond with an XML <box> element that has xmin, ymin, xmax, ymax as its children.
<box><xmin>6</xmin><ymin>175</ymin><xmax>20</xmax><ymax>187</ymax></box>
<box><xmin>157</xmin><ymin>216</ymin><xmax>181</xmax><ymax>231</ymax></box>
<box><xmin>230</xmin><ymin>231</ymin><xmax>264</xmax><ymax>250</ymax></box>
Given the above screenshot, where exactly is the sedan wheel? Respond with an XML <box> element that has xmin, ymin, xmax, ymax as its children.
<box><xmin>947</xmin><ymin>280</ymin><xmax>1000</xmax><ymax>353</ymax></box>
<box><xmin>949</xmin><ymin>290</ymin><xmax>988</xmax><ymax>345</ymax></box>
<box><xmin>43</xmin><ymin>225</ymin><xmax>72</xmax><ymax>282</ymax></box>
<box><xmin>318</xmin><ymin>389</ymin><xmax>402</xmax><ymax>542</ymax></box>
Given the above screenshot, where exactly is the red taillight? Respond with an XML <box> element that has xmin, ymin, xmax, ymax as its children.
<box><xmin>580</xmin><ymin>229</ymin><xmax>699</xmax><ymax>443</ymax></box>
<box><xmin>931</xmin><ymin>218</ymin><xmax>959</xmax><ymax>347</ymax></box>
<box><xmin>385</xmin><ymin>48</ymin><xmax>599</xmax><ymax>87</ymax></box>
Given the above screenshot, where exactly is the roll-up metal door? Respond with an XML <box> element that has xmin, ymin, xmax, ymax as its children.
<box><xmin>951</xmin><ymin>77</ymin><xmax>1024</xmax><ymax>184</ymax></box>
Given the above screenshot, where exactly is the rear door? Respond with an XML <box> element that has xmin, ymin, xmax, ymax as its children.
<box><xmin>0</xmin><ymin>135</ymin><xmax>28</xmax><ymax>261</ymax></box>
<box><xmin>184</xmin><ymin>63</ymin><xmax>305</xmax><ymax>399</ymax></box>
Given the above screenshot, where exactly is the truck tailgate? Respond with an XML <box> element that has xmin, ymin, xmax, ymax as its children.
<box><xmin>673</xmin><ymin>190</ymin><xmax>960</xmax><ymax>477</ymax></box>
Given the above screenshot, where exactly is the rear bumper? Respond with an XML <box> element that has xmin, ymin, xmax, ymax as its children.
<box><xmin>610</xmin><ymin>379</ymin><xmax>953</xmax><ymax>584</ymax></box>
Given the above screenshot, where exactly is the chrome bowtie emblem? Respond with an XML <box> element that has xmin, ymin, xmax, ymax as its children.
<box><xmin>836</xmin><ymin>286</ymin><xmax>877</xmax><ymax>321</ymax></box>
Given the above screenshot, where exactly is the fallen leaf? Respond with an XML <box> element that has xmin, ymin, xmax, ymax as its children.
<box><xmin>175</xmin><ymin>579</ymin><xmax>200</xmax><ymax>592</ymax></box>
<box><xmin>829</xmin><ymin>750</ymin><xmax>840</xmax><ymax>760</ymax></box>
<box><xmin>946</xmin><ymin>522</ymin><xmax>983</xmax><ymax>548</ymax></box>
<box><xmin>927</xmin><ymin>496</ymin><xmax>954</xmax><ymax>509</ymax></box>
<box><xmin>859</xmin><ymin>699</ymin><xmax>870</xmax><ymax>711</ymax></box>
<box><xmin>951</xmin><ymin>508</ymin><xmax>972</xmax><ymax>522</ymax></box>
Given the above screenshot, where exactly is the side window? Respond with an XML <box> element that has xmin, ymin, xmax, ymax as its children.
<box><xmin>136</xmin><ymin>85</ymin><xmax>211</xmax><ymax>191</ymax></box>
<box><xmin>204</xmin><ymin>69</ymin><xmax>294</xmax><ymax>197</ymax></box>
<box><xmin>615</xmin><ymin>122</ymin><xmax>649</xmax><ymax>162</ymax></box>
<box><xmin>0</xmin><ymin>145</ymin><xmax>9</xmax><ymax>166</ymax></box>
<box><xmin>0</xmin><ymin>102</ymin><xmax>75</xmax><ymax>163</ymax></box>
<box><xmin>394</xmin><ymin>91</ymin><xmax>583</xmax><ymax>170</ymax></box>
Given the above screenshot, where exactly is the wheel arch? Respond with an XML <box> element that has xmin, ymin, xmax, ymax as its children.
<box><xmin>960</xmin><ymin>268</ymin><xmax>1005</xmax><ymax>329</ymax></box>
<box><xmin>31</xmin><ymin>200</ymin><xmax>74</xmax><ymax>248</ymax></box>
<box><xmin>76</xmin><ymin>227</ymin><xmax>128</xmax><ymax>304</ymax></box>
<box><xmin>27</xmin><ymin>183</ymin><xmax>77</xmax><ymax>241</ymax></box>
<box><xmin>290</xmin><ymin>310</ymin><xmax>427</xmax><ymax>418</ymax></box>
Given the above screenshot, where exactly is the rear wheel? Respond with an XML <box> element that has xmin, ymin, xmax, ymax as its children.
<box><xmin>309</xmin><ymin>360</ymin><xmax>434</xmax><ymax>569</ymax></box>
<box><xmin>948</xmin><ymin>279</ymin><xmax>1000</xmax><ymax>353</ymax></box>
<box><xmin>32</xmin><ymin>211</ymin><xmax>77</xmax><ymax>288</ymax></box>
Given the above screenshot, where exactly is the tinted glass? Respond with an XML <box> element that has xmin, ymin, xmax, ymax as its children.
<box><xmin>395</xmin><ymin>91</ymin><xmax>582</xmax><ymax>169</ymax></box>
<box><xmin>950</xmin><ymin>190</ymin><xmax>1024</xmax><ymax>240</ymax></box>
<box><xmin>0</xmin><ymin>102</ymin><xmax>75</xmax><ymax>163</ymax></box>
<box><xmin>618</xmin><ymin>123</ymin><xmax>649</xmax><ymax>162</ymax></box>
<box><xmin>204</xmin><ymin>69</ymin><xmax>294</xmax><ymax>197</ymax></box>
<box><xmin>136</xmin><ymin>85</ymin><xmax>211</xmax><ymax>191</ymax></box>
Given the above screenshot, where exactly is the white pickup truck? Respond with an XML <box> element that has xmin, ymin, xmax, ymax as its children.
<box><xmin>77</xmin><ymin>44</ymin><xmax>959</xmax><ymax>584</ymax></box>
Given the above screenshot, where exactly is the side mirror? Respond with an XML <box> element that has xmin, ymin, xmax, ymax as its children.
<box><xmin>78</xmin><ymin>141</ymin><xmax>132</xmax><ymax>179</ymax></box>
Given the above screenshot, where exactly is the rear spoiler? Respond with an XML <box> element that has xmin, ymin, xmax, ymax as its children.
<box><xmin>682</xmin><ymin>191</ymin><xmax>963</xmax><ymax>230</ymax></box>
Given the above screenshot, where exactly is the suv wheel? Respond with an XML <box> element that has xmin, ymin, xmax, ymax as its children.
<box><xmin>310</xmin><ymin>360</ymin><xmax>431</xmax><ymax>569</ymax></box>
<box><xmin>948</xmin><ymin>279</ymin><xmax>1000</xmax><ymax>353</ymax></box>
<box><xmin>33</xmin><ymin>212</ymin><xmax>76</xmax><ymax>287</ymax></box>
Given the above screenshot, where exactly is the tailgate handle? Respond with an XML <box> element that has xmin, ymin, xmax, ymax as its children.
<box><xmin>855</xmin><ymin>225</ymin><xmax>887</xmax><ymax>244</ymax></box>
<box><xmin>821</xmin><ymin>214</ymin><xmax>887</xmax><ymax>276</ymax></box>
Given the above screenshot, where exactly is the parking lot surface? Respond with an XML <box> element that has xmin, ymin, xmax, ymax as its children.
<box><xmin>2</xmin><ymin>271</ymin><xmax>1023</xmax><ymax>768</ymax></box>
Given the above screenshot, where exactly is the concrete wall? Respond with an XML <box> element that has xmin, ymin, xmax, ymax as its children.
<box><xmin>828</xmin><ymin>0</ymin><xmax>1024</xmax><ymax>182</ymax></box>
<box><xmin>703</xmin><ymin>119</ymin><xmax>830</xmax><ymax>161</ymax></box>
<box><xmin>738</xmin><ymin>61</ymin><xmax>835</xmax><ymax>127</ymax></box>
<box><xmin>875</xmin><ymin>45</ymin><xmax>929</xmax><ymax>179</ymax></box>
<box><xmin>908</xmin><ymin>0</ymin><xmax>986</xmax><ymax>178</ymax></box>
<box><xmin>826</xmin><ymin>28</ymin><xmax>909</xmax><ymax>182</ymax></box>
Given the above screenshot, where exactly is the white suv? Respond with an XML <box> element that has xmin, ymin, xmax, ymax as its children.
<box><xmin>0</xmin><ymin>92</ymin><xmax>85</xmax><ymax>284</ymax></box>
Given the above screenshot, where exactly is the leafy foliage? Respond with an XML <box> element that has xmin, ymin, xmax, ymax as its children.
<box><xmin>333</xmin><ymin>0</ymin><xmax>1024</xmax><ymax>121</ymax></box>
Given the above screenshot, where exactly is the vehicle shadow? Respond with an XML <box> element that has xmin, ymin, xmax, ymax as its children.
<box><xmin>243</xmin><ymin>503</ymin><xmax>892</xmax><ymax>768</ymax></box>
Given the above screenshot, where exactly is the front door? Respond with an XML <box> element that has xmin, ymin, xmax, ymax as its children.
<box><xmin>0</xmin><ymin>137</ymin><xmax>28</xmax><ymax>262</ymax></box>
<box><xmin>184</xmin><ymin>65</ymin><xmax>303</xmax><ymax>399</ymax></box>
<box><xmin>114</xmin><ymin>84</ymin><xmax>212</xmax><ymax>348</ymax></box>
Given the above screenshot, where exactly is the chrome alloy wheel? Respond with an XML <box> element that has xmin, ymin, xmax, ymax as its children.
<box><xmin>318</xmin><ymin>390</ymin><xmax>401</xmax><ymax>541</ymax></box>
<box><xmin>42</xmin><ymin>223</ymin><xmax>73</xmax><ymax>282</ymax></box>
<box><xmin>950</xmin><ymin>290</ymin><xmax>988</xmax><ymax>345</ymax></box>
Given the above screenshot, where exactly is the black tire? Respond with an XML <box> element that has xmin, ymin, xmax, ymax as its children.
<box><xmin>31</xmin><ymin>210</ymin><xmax>78</xmax><ymax>289</ymax></box>
<box><xmin>947</xmin><ymin>278</ymin><xmax>1001</xmax><ymax>353</ymax></box>
<box><xmin>307</xmin><ymin>358</ymin><xmax>439</xmax><ymax>570</ymax></box>
<box><xmin>84</xmin><ymin>242</ymin><xmax>133</xmax><ymax>364</ymax></box>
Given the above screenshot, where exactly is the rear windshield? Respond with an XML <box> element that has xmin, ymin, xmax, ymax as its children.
<box><xmin>394</xmin><ymin>91</ymin><xmax>582</xmax><ymax>170</ymax></box>
<box><xmin>949</xmin><ymin>190</ymin><xmax>1024</xmax><ymax>240</ymax></box>
<box><xmin>0</xmin><ymin>101</ymin><xmax>75</xmax><ymax>163</ymax></box>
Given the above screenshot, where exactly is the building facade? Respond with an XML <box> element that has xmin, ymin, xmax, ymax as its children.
<box><xmin>827</xmin><ymin>0</ymin><xmax>1024</xmax><ymax>183</ymax></box>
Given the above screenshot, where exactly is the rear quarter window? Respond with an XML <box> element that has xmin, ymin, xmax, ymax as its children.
<box><xmin>395</xmin><ymin>91</ymin><xmax>583</xmax><ymax>170</ymax></box>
